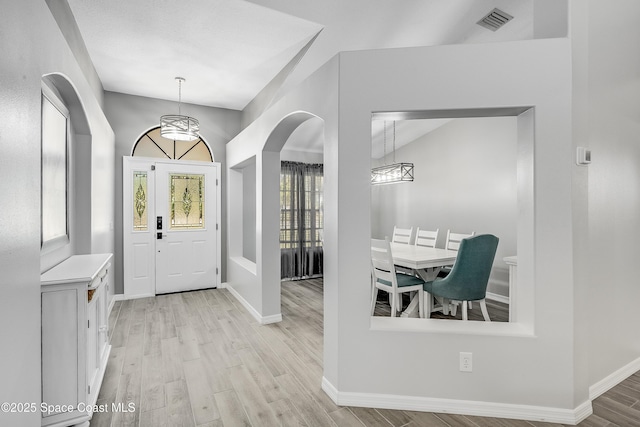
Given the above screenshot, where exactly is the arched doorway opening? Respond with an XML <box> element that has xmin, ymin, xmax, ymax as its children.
<box><xmin>262</xmin><ymin>111</ymin><xmax>325</xmax><ymax>318</ymax></box>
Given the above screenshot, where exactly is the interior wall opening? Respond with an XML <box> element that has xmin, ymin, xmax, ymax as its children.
<box><xmin>369</xmin><ymin>107</ymin><xmax>533</xmax><ymax>331</ymax></box>
<box><xmin>280</xmin><ymin>117</ymin><xmax>324</xmax><ymax>281</ymax></box>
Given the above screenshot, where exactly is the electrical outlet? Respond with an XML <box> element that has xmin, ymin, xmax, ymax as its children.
<box><xmin>460</xmin><ymin>352</ymin><xmax>472</xmax><ymax>372</ymax></box>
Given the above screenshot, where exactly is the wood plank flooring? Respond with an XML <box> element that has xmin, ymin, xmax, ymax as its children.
<box><xmin>92</xmin><ymin>278</ymin><xmax>640</xmax><ymax>426</ymax></box>
<box><xmin>372</xmin><ymin>291</ymin><xmax>510</xmax><ymax>322</ymax></box>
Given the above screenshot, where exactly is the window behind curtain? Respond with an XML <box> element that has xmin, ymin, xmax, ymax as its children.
<box><xmin>280</xmin><ymin>161</ymin><xmax>323</xmax><ymax>279</ymax></box>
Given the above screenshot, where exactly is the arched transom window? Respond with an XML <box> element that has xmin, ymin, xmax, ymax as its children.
<box><xmin>132</xmin><ymin>126</ymin><xmax>213</xmax><ymax>162</ymax></box>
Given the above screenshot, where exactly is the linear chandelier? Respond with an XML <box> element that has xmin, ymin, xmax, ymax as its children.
<box><xmin>371</xmin><ymin>121</ymin><xmax>414</xmax><ymax>185</ymax></box>
<box><xmin>160</xmin><ymin>77</ymin><xmax>200</xmax><ymax>142</ymax></box>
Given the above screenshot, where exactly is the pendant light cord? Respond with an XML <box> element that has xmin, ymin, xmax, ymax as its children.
<box><xmin>177</xmin><ymin>78</ymin><xmax>183</xmax><ymax>116</ymax></box>
<box><xmin>393</xmin><ymin>121</ymin><xmax>396</xmax><ymax>164</ymax></box>
<box><xmin>383</xmin><ymin>121</ymin><xmax>387</xmax><ymax>166</ymax></box>
<box><xmin>381</xmin><ymin>121</ymin><xmax>397</xmax><ymax>165</ymax></box>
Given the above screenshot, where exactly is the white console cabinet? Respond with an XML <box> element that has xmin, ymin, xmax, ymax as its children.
<box><xmin>40</xmin><ymin>253</ymin><xmax>113</xmax><ymax>427</ymax></box>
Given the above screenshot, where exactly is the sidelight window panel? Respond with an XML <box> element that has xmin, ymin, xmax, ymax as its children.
<box><xmin>133</xmin><ymin>171</ymin><xmax>148</xmax><ymax>231</ymax></box>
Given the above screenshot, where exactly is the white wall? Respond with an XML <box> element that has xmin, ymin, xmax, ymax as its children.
<box><xmin>333</xmin><ymin>38</ymin><xmax>581</xmax><ymax>419</ymax></box>
<box><xmin>103</xmin><ymin>91</ymin><xmax>241</xmax><ymax>291</ymax></box>
<box><xmin>0</xmin><ymin>2</ymin><xmax>115</xmax><ymax>425</ymax></box>
<box><xmin>371</xmin><ymin>117</ymin><xmax>517</xmax><ymax>296</ymax></box>
<box><xmin>571</xmin><ymin>0</ymin><xmax>640</xmax><ymax>393</ymax></box>
<box><xmin>225</xmin><ymin>57</ymin><xmax>338</xmax><ymax>332</ymax></box>
<box><xmin>227</xmin><ymin>36</ymin><xmax>584</xmax><ymax>421</ymax></box>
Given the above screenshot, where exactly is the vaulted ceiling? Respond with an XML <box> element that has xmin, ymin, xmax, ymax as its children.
<box><xmin>66</xmin><ymin>0</ymin><xmax>534</xmax><ymax>112</ymax></box>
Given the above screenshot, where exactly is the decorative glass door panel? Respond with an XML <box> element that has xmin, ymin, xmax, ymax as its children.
<box><xmin>169</xmin><ymin>173</ymin><xmax>204</xmax><ymax>229</ymax></box>
<box><xmin>123</xmin><ymin>158</ymin><xmax>219</xmax><ymax>298</ymax></box>
<box><xmin>155</xmin><ymin>163</ymin><xmax>217</xmax><ymax>294</ymax></box>
<box><xmin>133</xmin><ymin>171</ymin><xmax>148</xmax><ymax>231</ymax></box>
<box><xmin>123</xmin><ymin>160</ymin><xmax>156</xmax><ymax>298</ymax></box>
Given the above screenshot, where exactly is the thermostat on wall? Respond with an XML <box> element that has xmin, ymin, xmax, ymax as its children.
<box><xmin>576</xmin><ymin>147</ymin><xmax>591</xmax><ymax>165</ymax></box>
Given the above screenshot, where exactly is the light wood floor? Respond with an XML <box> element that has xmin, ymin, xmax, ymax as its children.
<box><xmin>372</xmin><ymin>291</ymin><xmax>510</xmax><ymax>322</ymax></box>
<box><xmin>91</xmin><ymin>279</ymin><xmax>640</xmax><ymax>426</ymax></box>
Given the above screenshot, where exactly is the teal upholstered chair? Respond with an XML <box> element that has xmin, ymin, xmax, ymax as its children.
<box><xmin>371</xmin><ymin>238</ymin><xmax>425</xmax><ymax>317</ymax></box>
<box><xmin>423</xmin><ymin>234</ymin><xmax>498</xmax><ymax>321</ymax></box>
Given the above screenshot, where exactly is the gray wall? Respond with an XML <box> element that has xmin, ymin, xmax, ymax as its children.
<box><xmin>334</xmin><ymin>38</ymin><xmax>579</xmax><ymax>411</ymax></box>
<box><xmin>571</xmin><ymin>0</ymin><xmax>640</xmax><ymax>392</ymax></box>
<box><xmin>242</xmin><ymin>159</ymin><xmax>257</xmax><ymax>262</ymax></box>
<box><xmin>371</xmin><ymin>117</ymin><xmax>517</xmax><ymax>296</ymax></box>
<box><xmin>104</xmin><ymin>91</ymin><xmax>242</xmax><ymax>292</ymax></box>
<box><xmin>45</xmin><ymin>0</ymin><xmax>104</xmax><ymax>108</ymax></box>
<box><xmin>1</xmin><ymin>2</ymin><xmax>115</xmax><ymax>425</ymax></box>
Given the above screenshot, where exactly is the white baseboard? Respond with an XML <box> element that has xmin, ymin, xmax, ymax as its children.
<box><xmin>224</xmin><ymin>283</ymin><xmax>282</xmax><ymax>325</ymax></box>
<box><xmin>116</xmin><ymin>293</ymin><xmax>155</xmax><ymax>301</ymax></box>
<box><xmin>321</xmin><ymin>377</ymin><xmax>592</xmax><ymax>425</ymax></box>
<box><xmin>486</xmin><ymin>291</ymin><xmax>509</xmax><ymax>305</ymax></box>
<box><xmin>108</xmin><ymin>294</ymin><xmax>123</xmax><ymax>314</ymax></box>
<box><xmin>589</xmin><ymin>356</ymin><xmax>640</xmax><ymax>400</ymax></box>
<box><xmin>321</xmin><ymin>376</ymin><xmax>339</xmax><ymax>403</ymax></box>
<box><xmin>112</xmin><ymin>284</ymin><xmax>283</xmax><ymax>329</ymax></box>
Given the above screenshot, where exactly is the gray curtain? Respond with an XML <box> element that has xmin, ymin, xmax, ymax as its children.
<box><xmin>280</xmin><ymin>161</ymin><xmax>323</xmax><ymax>280</ymax></box>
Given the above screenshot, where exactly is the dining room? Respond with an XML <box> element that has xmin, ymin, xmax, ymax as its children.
<box><xmin>370</xmin><ymin>114</ymin><xmax>518</xmax><ymax>321</ymax></box>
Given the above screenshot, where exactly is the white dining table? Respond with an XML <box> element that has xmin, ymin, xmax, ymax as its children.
<box><xmin>389</xmin><ymin>242</ymin><xmax>458</xmax><ymax>318</ymax></box>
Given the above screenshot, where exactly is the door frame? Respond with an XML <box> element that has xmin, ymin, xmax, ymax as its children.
<box><xmin>123</xmin><ymin>156</ymin><xmax>221</xmax><ymax>298</ymax></box>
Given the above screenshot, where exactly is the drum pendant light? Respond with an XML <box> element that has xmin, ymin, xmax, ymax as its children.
<box><xmin>160</xmin><ymin>77</ymin><xmax>200</xmax><ymax>142</ymax></box>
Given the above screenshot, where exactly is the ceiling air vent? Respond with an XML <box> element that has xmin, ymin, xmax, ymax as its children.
<box><xmin>477</xmin><ymin>8</ymin><xmax>513</xmax><ymax>31</ymax></box>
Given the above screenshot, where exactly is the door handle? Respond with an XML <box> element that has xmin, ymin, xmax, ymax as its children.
<box><xmin>157</xmin><ymin>232</ymin><xmax>167</xmax><ymax>239</ymax></box>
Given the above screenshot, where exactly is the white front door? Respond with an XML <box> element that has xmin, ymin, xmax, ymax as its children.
<box><xmin>154</xmin><ymin>162</ymin><xmax>217</xmax><ymax>294</ymax></box>
<box><xmin>123</xmin><ymin>157</ymin><xmax>220</xmax><ymax>297</ymax></box>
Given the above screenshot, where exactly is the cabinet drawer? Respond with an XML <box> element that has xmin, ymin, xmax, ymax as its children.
<box><xmin>89</xmin><ymin>263</ymin><xmax>110</xmax><ymax>290</ymax></box>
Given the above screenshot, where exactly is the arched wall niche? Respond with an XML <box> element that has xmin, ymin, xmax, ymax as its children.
<box><xmin>43</xmin><ymin>73</ymin><xmax>90</xmax><ymax>135</ymax></box>
<box><xmin>40</xmin><ymin>73</ymin><xmax>92</xmax><ymax>271</ymax></box>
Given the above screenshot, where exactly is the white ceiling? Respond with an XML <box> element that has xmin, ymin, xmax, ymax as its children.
<box><xmin>67</xmin><ymin>0</ymin><xmax>533</xmax><ymax>111</ymax></box>
<box><xmin>66</xmin><ymin>0</ymin><xmax>323</xmax><ymax>111</ymax></box>
<box><xmin>65</xmin><ymin>0</ymin><xmax>535</xmax><ymax>153</ymax></box>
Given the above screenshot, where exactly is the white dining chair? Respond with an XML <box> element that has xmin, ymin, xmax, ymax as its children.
<box><xmin>443</xmin><ymin>229</ymin><xmax>476</xmax><ymax>316</ymax></box>
<box><xmin>391</xmin><ymin>226</ymin><xmax>413</xmax><ymax>245</ymax></box>
<box><xmin>415</xmin><ymin>227</ymin><xmax>439</xmax><ymax>248</ymax></box>
<box><xmin>371</xmin><ymin>237</ymin><xmax>424</xmax><ymax>317</ymax></box>
<box><xmin>391</xmin><ymin>226</ymin><xmax>414</xmax><ymax>275</ymax></box>
<box><xmin>445</xmin><ymin>230</ymin><xmax>476</xmax><ymax>251</ymax></box>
